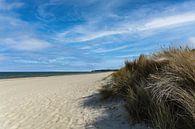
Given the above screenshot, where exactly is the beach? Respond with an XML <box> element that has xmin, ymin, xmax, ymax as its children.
<box><xmin>0</xmin><ymin>72</ymin><xmax>137</xmax><ymax>129</ymax></box>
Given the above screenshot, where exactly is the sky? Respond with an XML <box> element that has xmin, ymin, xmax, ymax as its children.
<box><xmin>0</xmin><ymin>0</ymin><xmax>195</xmax><ymax>71</ymax></box>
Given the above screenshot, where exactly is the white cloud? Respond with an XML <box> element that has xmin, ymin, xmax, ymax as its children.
<box><xmin>80</xmin><ymin>45</ymin><xmax>92</xmax><ymax>50</ymax></box>
<box><xmin>95</xmin><ymin>58</ymin><xmax>124</xmax><ymax>69</ymax></box>
<box><xmin>75</xmin><ymin>30</ymin><xmax>127</xmax><ymax>42</ymax></box>
<box><xmin>14</xmin><ymin>59</ymin><xmax>40</xmax><ymax>64</ymax></box>
<box><xmin>0</xmin><ymin>14</ymin><xmax>51</xmax><ymax>51</ymax></box>
<box><xmin>2</xmin><ymin>36</ymin><xmax>51</xmax><ymax>51</ymax></box>
<box><xmin>115</xmin><ymin>54</ymin><xmax>139</xmax><ymax>59</ymax></box>
<box><xmin>56</xmin><ymin>12</ymin><xmax>195</xmax><ymax>43</ymax></box>
<box><xmin>0</xmin><ymin>55</ymin><xmax>6</xmax><ymax>61</ymax></box>
<box><xmin>0</xmin><ymin>15</ymin><xmax>28</xmax><ymax>28</ymax></box>
<box><xmin>0</xmin><ymin>0</ymin><xmax>55</xmax><ymax>53</ymax></box>
<box><xmin>143</xmin><ymin>12</ymin><xmax>195</xmax><ymax>30</ymax></box>
<box><xmin>187</xmin><ymin>37</ymin><xmax>195</xmax><ymax>48</ymax></box>
<box><xmin>0</xmin><ymin>0</ymin><xmax>23</xmax><ymax>10</ymax></box>
<box><xmin>94</xmin><ymin>45</ymin><xmax>128</xmax><ymax>53</ymax></box>
<box><xmin>56</xmin><ymin>29</ymin><xmax>128</xmax><ymax>43</ymax></box>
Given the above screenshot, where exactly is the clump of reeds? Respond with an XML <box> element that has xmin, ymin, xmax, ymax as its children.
<box><xmin>100</xmin><ymin>47</ymin><xmax>195</xmax><ymax>129</ymax></box>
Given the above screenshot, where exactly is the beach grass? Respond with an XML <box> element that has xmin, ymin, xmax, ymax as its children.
<box><xmin>100</xmin><ymin>47</ymin><xmax>195</xmax><ymax>129</ymax></box>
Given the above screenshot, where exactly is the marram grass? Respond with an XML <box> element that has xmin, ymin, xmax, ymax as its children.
<box><xmin>100</xmin><ymin>48</ymin><xmax>195</xmax><ymax>129</ymax></box>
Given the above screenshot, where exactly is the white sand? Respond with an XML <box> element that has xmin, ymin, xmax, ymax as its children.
<box><xmin>0</xmin><ymin>72</ymin><xmax>148</xmax><ymax>129</ymax></box>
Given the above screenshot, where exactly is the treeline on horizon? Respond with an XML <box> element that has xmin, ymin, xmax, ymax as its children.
<box><xmin>100</xmin><ymin>47</ymin><xmax>195</xmax><ymax>129</ymax></box>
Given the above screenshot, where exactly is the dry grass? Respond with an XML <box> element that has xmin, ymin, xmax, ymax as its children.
<box><xmin>100</xmin><ymin>48</ymin><xmax>195</xmax><ymax>129</ymax></box>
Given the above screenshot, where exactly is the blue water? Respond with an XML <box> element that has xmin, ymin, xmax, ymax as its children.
<box><xmin>0</xmin><ymin>72</ymin><xmax>91</xmax><ymax>79</ymax></box>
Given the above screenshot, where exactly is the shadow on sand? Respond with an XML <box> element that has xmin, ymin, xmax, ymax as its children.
<box><xmin>81</xmin><ymin>93</ymin><xmax>150</xmax><ymax>129</ymax></box>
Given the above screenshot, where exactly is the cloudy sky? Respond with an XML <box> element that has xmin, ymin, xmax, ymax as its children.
<box><xmin>0</xmin><ymin>0</ymin><xmax>195</xmax><ymax>71</ymax></box>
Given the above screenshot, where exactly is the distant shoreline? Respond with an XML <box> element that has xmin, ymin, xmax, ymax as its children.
<box><xmin>0</xmin><ymin>70</ymin><xmax>117</xmax><ymax>79</ymax></box>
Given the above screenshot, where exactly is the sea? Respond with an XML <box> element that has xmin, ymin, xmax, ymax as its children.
<box><xmin>0</xmin><ymin>72</ymin><xmax>91</xmax><ymax>79</ymax></box>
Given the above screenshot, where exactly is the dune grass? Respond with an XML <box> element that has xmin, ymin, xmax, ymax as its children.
<box><xmin>100</xmin><ymin>48</ymin><xmax>195</xmax><ymax>129</ymax></box>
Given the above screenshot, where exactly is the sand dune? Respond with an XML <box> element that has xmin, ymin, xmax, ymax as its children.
<box><xmin>0</xmin><ymin>72</ymin><xmax>148</xmax><ymax>129</ymax></box>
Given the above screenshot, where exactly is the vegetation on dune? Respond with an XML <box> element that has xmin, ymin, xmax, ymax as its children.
<box><xmin>100</xmin><ymin>48</ymin><xmax>195</xmax><ymax>129</ymax></box>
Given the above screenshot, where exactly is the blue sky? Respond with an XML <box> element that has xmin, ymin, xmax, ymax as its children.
<box><xmin>0</xmin><ymin>0</ymin><xmax>195</xmax><ymax>71</ymax></box>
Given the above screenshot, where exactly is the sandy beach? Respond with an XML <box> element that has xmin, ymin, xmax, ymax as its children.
<box><xmin>0</xmin><ymin>72</ymin><xmax>139</xmax><ymax>129</ymax></box>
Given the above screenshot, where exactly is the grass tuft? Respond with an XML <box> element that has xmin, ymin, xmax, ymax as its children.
<box><xmin>100</xmin><ymin>47</ymin><xmax>195</xmax><ymax>129</ymax></box>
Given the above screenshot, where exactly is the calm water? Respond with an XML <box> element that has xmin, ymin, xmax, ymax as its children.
<box><xmin>0</xmin><ymin>72</ymin><xmax>91</xmax><ymax>79</ymax></box>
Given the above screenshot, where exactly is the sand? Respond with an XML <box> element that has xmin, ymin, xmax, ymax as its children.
<box><xmin>0</xmin><ymin>72</ymin><xmax>148</xmax><ymax>129</ymax></box>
